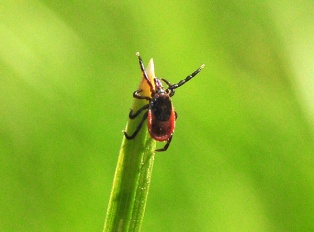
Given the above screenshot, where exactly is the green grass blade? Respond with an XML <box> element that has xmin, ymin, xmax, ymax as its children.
<box><xmin>104</xmin><ymin>57</ymin><xmax>156</xmax><ymax>232</ymax></box>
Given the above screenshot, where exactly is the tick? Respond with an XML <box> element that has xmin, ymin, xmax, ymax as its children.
<box><xmin>124</xmin><ymin>52</ymin><xmax>204</xmax><ymax>152</ymax></box>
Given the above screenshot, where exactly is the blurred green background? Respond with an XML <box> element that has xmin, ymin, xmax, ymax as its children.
<box><xmin>1</xmin><ymin>1</ymin><xmax>313</xmax><ymax>231</ymax></box>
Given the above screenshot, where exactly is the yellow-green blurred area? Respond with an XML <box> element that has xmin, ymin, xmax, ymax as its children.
<box><xmin>1</xmin><ymin>1</ymin><xmax>313</xmax><ymax>231</ymax></box>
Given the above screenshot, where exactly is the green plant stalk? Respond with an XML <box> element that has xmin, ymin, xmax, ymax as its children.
<box><xmin>104</xmin><ymin>59</ymin><xmax>156</xmax><ymax>232</ymax></box>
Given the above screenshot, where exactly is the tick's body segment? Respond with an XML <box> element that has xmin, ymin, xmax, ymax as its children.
<box><xmin>148</xmin><ymin>93</ymin><xmax>175</xmax><ymax>141</ymax></box>
<box><xmin>124</xmin><ymin>52</ymin><xmax>204</xmax><ymax>152</ymax></box>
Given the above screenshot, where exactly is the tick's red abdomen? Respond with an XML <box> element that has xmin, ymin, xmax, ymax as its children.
<box><xmin>148</xmin><ymin>93</ymin><xmax>175</xmax><ymax>141</ymax></box>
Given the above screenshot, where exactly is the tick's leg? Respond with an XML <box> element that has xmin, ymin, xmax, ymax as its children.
<box><xmin>124</xmin><ymin>111</ymin><xmax>148</xmax><ymax>139</ymax></box>
<box><xmin>155</xmin><ymin>135</ymin><xmax>173</xmax><ymax>152</ymax></box>
<box><xmin>133</xmin><ymin>90</ymin><xmax>151</xmax><ymax>101</ymax></box>
<box><xmin>136</xmin><ymin>52</ymin><xmax>154</xmax><ymax>94</ymax></box>
<box><xmin>175</xmin><ymin>111</ymin><xmax>178</xmax><ymax>120</ymax></box>
<box><xmin>161</xmin><ymin>78</ymin><xmax>175</xmax><ymax>97</ymax></box>
<box><xmin>129</xmin><ymin>104</ymin><xmax>149</xmax><ymax>119</ymax></box>
<box><xmin>168</xmin><ymin>64</ymin><xmax>205</xmax><ymax>90</ymax></box>
<box><xmin>161</xmin><ymin>78</ymin><xmax>172</xmax><ymax>87</ymax></box>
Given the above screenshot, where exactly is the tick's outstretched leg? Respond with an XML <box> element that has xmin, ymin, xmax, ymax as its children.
<box><xmin>161</xmin><ymin>78</ymin><xmax>175</xmax><ymax>97</ymax></box>
<box><xmin>168</xmin><ymin>64</ymin><xmax>205</xmax><ymax>90</ymax></box>
<box><xmin>124</xmin><ymin>111</ymin><xmax>148</xmax><ymax>139</ymax></box>
<box><xmin>155</xmin><ymin>135</ymin><xmax>173</xmax><ymax>152</ymax></box>
<box><xmin>133</xmin><ymin>89</ymin><xmax>152</xmax><ymax>101</ymax></box>
<box><xmin>128</xmin><ymin>104</ymin><xmax>149</xmax><ymax>119</ymax></box>
<box><xmin>136</xmin><ymin>52</ymin><xmax>154</xmax><ymax>94</ymax></box>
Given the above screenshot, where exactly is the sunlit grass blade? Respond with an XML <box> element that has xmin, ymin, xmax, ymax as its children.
<box><xmin>103</xmin><ymin>57</ymin><xmax>156</xmax><ymax>232</ymax></box>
